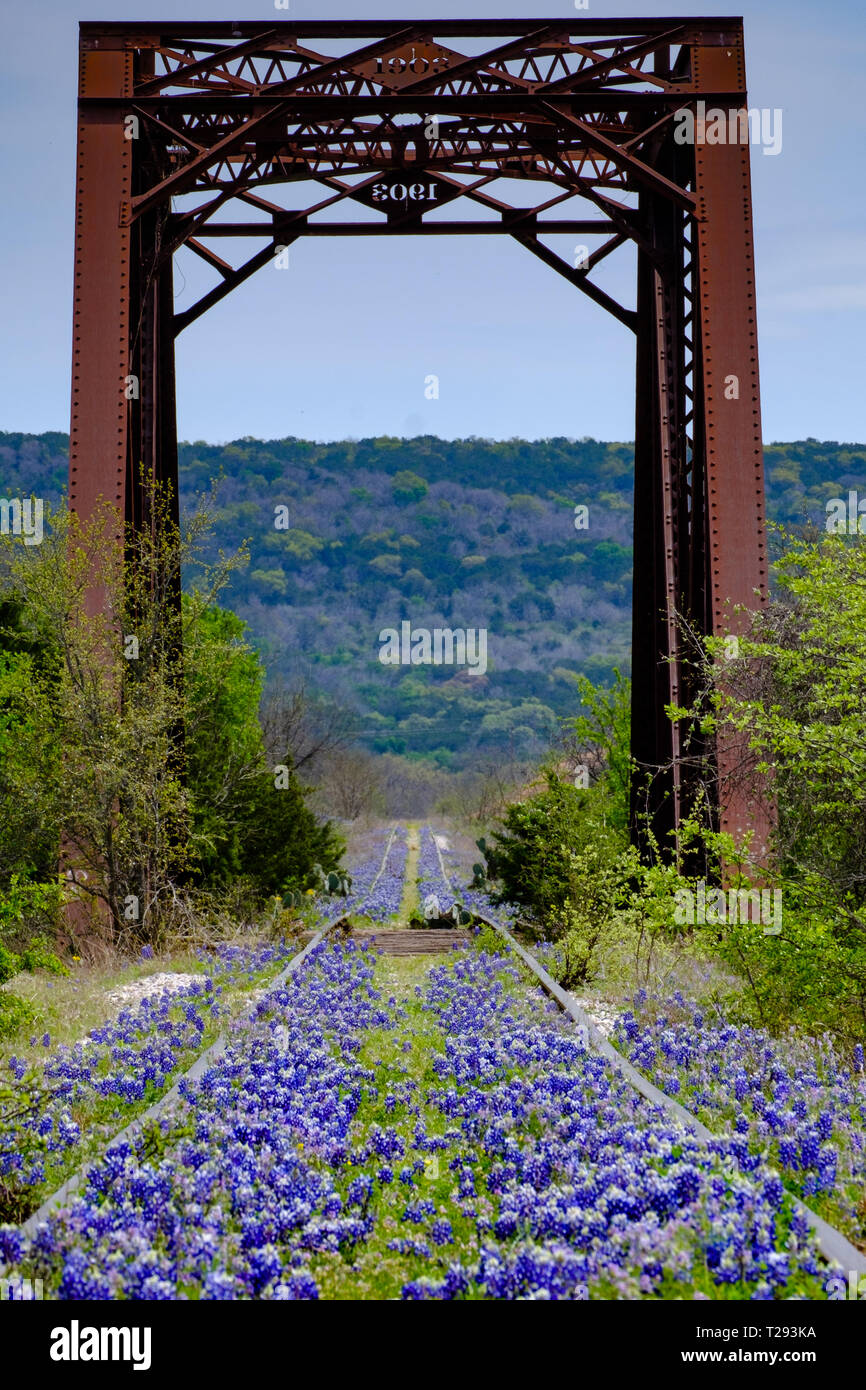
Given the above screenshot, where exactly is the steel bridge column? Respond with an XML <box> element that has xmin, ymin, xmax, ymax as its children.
<box><xmin>70</xmin><ymin>40</ymin><xmax>180</xmax><ymax>570</ymax></box>
<box><xmin>692</xmin><ymin>38</ymin><xmax>771</xmax><ymax>863</ymax></box>
<box><xmin>63</xmin><ymin>44</ymin><xmax>134</xmax><ymax>934</ymax></box>
<box><xmin>630</xmin><ymin>140</ymin><xmax>690</xmax><ymax>856</ymax></box>
<box><xmin>69</xmin><ymin>42</ymin><xmax>133</xmax><ymax>604</ymax></box>
<box><xmin>68</xmin><ymin>41</ymin><xmax>184</xmax><ymax>925</ymax></box>
<box><xmin>128</xmin><ymin>44</ymin><xmax>180</xmax><ymax>545</ymax></box>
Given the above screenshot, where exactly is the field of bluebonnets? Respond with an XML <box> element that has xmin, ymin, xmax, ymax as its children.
<box><xmin>613</xmin><ymin>997</ymin><xmax>866</xmax><ymax>1244</ymax></box>
<box><xmin>0</xmin><ymin>823</ymin><xmax>861</xmax><ymax>1301</ymax></box>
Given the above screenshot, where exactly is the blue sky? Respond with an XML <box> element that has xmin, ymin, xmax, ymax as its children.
<box><xmin>0</xmin><ymin>0</ymin><xmax>864</xmax><ymax>444</ymax></box>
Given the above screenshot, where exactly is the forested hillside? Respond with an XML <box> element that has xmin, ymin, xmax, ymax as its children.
<box><xmin>2</xmin><ymin>431</ymin><xmax>863</xmax><ymax>769</ymax></box>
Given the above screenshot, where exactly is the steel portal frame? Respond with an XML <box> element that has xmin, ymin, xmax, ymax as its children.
<box><xmin>70</xmin><ymin>17</ymin><xmax>771</xmax><ymax>858</ymax></box>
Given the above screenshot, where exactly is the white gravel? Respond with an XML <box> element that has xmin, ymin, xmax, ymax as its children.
<box><xmin>107</xmin><ymin>972</ymin><xmax>200</xmax><ymax>1009</ymax></box>
<box><xmin>569</xmin><ymin>995</ymin><xmax>622</xmax><ymax>1039</ymax></box>
<box><xmin>74</xmin><ymin>972</ymin><xmax>201</xmax><ymax>1046</ymax></box>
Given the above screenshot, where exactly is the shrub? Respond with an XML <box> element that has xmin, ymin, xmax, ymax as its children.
<box><xmin>472</xmin><ymin>924</ymin><xmax>508</xmax><ymax>957</ymax></box>
<box><xmin>699</xmin><ymin>897</ymin><xmax>866</xmax><ymax>1045</ymax></box>
<box><xmin>544</xmin><ymin>843</ymin><xmax>632</xmax><ymax>987</ymax></box>
<box><xmin>482</xmin><ymin>768</ymin><xmax>625</xmax><ymax>920</ymax></box>
<box><xmin>232</xmin><ymin>766</ymin><xmax>344</xmax><ymax>897</ymax></box>
<box><xmin>0</xmin><ymin>888</ymin><xmax>65</xmax><ymax>1042</ymax></box>
<box><xmin>0</xmin><ymin>994</ymin><xmax>36</xmax><ymax>1040</ymax></box>
<box><xmin>561</xmin><ymin>667</ymin><xmax>631</xmax><ymax>830</ymax></box>
<box><xmin>674</xmin><ymin>530</ymin><xmax>866</xmax><ymax>1045</ymax></box>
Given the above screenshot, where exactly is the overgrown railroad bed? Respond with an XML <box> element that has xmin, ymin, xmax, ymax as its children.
<box><xmin>341</xmin><ymin>826</ymin><xmax>407</xmax><ymax>923</ymax></box>
<box><xmin>0</xmin><ymin>941</ymin><xmax>300</xmax><ymax>1225</ymax></box>
<box><xmin>1</xmin><ymin>935</ymin><xmax>833</xmax><ymax>1300</ymax></box>
<box><xmin>0</xmin><ymin>832</ymin><xmax>401</xmax><ymax>1227</ymax></box>
<box><xmin>3</xmin><ymin>822</ymin><xmax>862</xmax><ymax>1299</ymax></box>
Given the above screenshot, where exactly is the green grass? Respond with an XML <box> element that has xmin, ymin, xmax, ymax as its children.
<box><xmin>3</xmin><ymin>949</ymin><xmax>209</xmax><ymax>1058</ymax></box>
<box><xmin>309</xmin><ymin>949</ymin><xmax>833</xmax><ymax>1300</ymax></box>
<box><xmin>398</xmin><ymin>824</ymin><xmax>421</xmax><ymax>925</ymax></box>
<box><xmin>309</xmin><ymin>954</ymin><xmax>488</xmax><ymax>1300</ymax></box>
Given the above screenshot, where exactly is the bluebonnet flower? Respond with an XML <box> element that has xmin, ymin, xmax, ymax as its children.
<box><xmin>612</xmin><ymin>990</ymin><xmax>865</xmax><ymax>1229</ymax></box>
<box><xmin>1</xmin><ymin>848</ymin><xmax>838</xmax><ymax>1303</ymax></box>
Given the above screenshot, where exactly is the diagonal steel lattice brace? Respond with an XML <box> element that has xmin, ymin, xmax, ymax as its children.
<box><xmin>69</xmin><ymin>17</ymin><xmax>772</xmax><ymax>864</ymax></box>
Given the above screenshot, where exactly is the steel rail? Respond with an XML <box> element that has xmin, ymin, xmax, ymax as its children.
<box><xmin>427</xmin><ymin>830</ymin><xmax>866</xmax><ymax>1279</ymax></box>
<box><xmin>20</xmin><ymin>829</ymin><xmax>400</xmax><ymax>1239</ymax></box>
<box><xmin>474</xmin><ymin>905</ymin><xmax>866</xmax><ymax>1279</ymax></box>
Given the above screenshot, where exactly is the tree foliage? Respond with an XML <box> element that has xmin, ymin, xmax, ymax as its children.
<box><xmin>561</xmin><ymin>666</ymin><xmax>631</xmax><ymax>829</ymax></box>
<box><xmin>673</xmin><ymin>530</ymin><xmax>866</xmax><ymax>1042</ymax></box>
<box><xmin>481</xmin><ymin>768</ymin><xmax>625</xmax><ymax>920</ymax></box>
<box><xmin>0</xmin><ymin>491</ymin><xmax>343</xmax><ymax>951</ymax></box>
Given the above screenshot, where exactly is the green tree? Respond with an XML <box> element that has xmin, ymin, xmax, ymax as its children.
<box><xmin>677</xmin><ymin>530</ymin><xmax>866</xmax><ymax>1042</ymax></box>
<box><xmin>0</xmin><ymin>495</ymin><xmax>192</xmax><ymax>940</ymax></box>
<box><xmin>0</xmin><ymin>489</ymin><xmax>343</xmax><ymax>948</ymax></box>
<box><xmin>233</xmin><ymin>765</ymin><xmax>343</xmax><ymax>896</ymax></box>
<box><xmin>701</xmin><ymin>532</ymin><xmax>866</xmax><ymax>901</ymax></box>
<box><xmin>184</xmin><ymin>599</ymin><xmax>344</xmax><ymax>891</ymax></box>
<box><xmin>482</xmin><ymin>767</ymin><xmax>625</xmax><ymax>920</ymax></box>
<box><xmin>562</xmin><ymin>668</ymin><xmax>631</xmax><ymax>829</ymax></box>
<box><xmin>391</xmin><ymin>470</ymin><xmax>428</xmax><ymax>504</ymax></box>
<box><xmin>183</xmin><ymin>597</ymin><xmax>265</xmax><ymax>882</ymax></box>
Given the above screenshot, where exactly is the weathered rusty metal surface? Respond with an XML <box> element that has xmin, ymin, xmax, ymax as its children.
<box><xmin>69</xmin><ymin>46</ymin><xmax>132</xmax><ymax>555</ymax></box>
<box><xmin>692</xmin><ymin>39</ymin><xmax>771</xmax><ymax>861</ymax></box>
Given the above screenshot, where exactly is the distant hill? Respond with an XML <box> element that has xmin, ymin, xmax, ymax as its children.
<box><xmin>2</xmin><ymin>431</ymin><xmax>863</xmax><ymax>768</ymax></box>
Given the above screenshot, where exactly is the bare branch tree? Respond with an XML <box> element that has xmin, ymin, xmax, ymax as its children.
<box><xmin>260</xmin><ymin>678</ymin><xmax>358</xmax><ymax>776</ymax></box>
